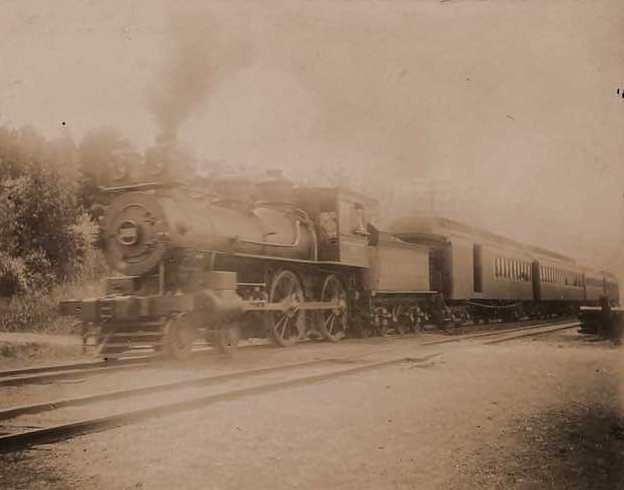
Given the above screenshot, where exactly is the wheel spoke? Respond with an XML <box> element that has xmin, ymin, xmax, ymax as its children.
<box><xmin>327</xmin><ymin>315</ymin><xmax>336</xmax><ymax>335</ymax></box>
<box><xmin>281</xmin><ymin>319</ymin><xmax>288</xmax><ymax>339</ymax></box>
<box><xmin>323</xmin><ymin>313</ymin><xmax>332</xmax><ymax>328</ymax></box>
<box><xmin>275</xmin><ymin>314</ymin><xmax>288</xmax><ymax>338</ymax></box>
<box><xmin>320</xmin><ymin>275</ymin><xmax>347</xmax><ymax>342</ymax></box>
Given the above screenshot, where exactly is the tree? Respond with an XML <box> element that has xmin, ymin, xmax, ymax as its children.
<box><xmin>0</xmin><ymin>124</ymin><xmax>86</xmax><ymax>296</ymax></box>
<box><xmin>78</xmin><ymin>127</ymin><xmax>137</xmax><ymax>184</ymax></box>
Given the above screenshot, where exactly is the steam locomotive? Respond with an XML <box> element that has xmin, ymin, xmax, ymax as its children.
<box><xmin>60</xmin><ymin>147</ymin><xmax>620</xmax><ymax>358</ymax></box>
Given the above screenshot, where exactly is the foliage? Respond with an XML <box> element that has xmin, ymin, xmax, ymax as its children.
<box><xmin>0</xmin><ymin>125</ymin><xmax>86</xmax><ymax>297</ymax></box>
<box><xmin>0</xmin><ymin>291</ymin><xmax>59</xmax><ymax>332</ymax></box>
<box><xmin>0</xmin><ymin>242</ymin><xmax>106</xmax><ymax>332</ymax></box>
<box><xmin>0</xmin><ymin>123</ymin><xmax>140</xmax><ymax>331</ymax></box>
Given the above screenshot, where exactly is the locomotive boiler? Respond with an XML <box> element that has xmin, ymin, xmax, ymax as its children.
<box><xmin>101</xmin><ymin>178</ymin><xmax>318</xmax><ymax>278</ymax></box>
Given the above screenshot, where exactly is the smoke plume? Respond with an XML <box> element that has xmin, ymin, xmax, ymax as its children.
<box><xmin>148</xmin><ymin>11</ymin><xmax>252</xmax><ymax>145</ymax></box>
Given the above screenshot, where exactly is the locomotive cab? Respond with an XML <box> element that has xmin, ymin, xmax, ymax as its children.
<box><xmin>295</xmin><ymin>187</ymin><xmax>377</xmax><ymax>268</ymax></box>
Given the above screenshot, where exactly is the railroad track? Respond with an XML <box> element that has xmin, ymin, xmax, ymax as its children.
<box><xmin>0</xmin><ymin>357</ymin><xmax>159</xmax><ymax>387</ymax></box>
<box><xmin>480</xmin><ymin>321</ymin><xmax>579</xmax><ymax>345</ymax></box>
<box><xmin>0</xmin><ymin>354</ymin><xmax>439</xmax><ymax>453</ymax></box>
<box><xmin>0</xmin><ymin>319</ymin><xmax>578</xmax><ymax>453</ymax></box>
<box><xmin>420</xmin><ymin>318</ymin><xmax>578</xmax><ymax>347</ymax></box>
<box><xmin>0</xmin><ymin>341</ymin><xmax>270</xmax><ymax>387</ymax></box>
<box><xmin>0</xmin><ymin>318</ymin><xmax>576</xmax><ymax>386</ymax></box>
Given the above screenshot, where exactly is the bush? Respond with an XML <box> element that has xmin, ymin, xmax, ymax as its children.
<box><xmin>0</xmin><ymin>248</ymin><xmax>107</xmax><ymax>333</ymax></box>
<box><xmin>0</xmin><ymin>291</ymin><xmax>58</xmax><ymax>332</ymax></box>
<box><xmin>0</xmin><ymin>167</ymin><xmax>86</xmax><ymax>294</ymax></box>
<box><xmin>0</xmin><ymin>124</ymin><xmax>117</xmax><ymax>332</ymax></box>
<box><xmin>0</xmin><ymin>254</ymin><xmax>29</xmax><ymax>297</ymax></box>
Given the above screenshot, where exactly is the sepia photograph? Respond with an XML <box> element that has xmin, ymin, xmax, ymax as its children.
<box><xmin>0</xmin><ymin>0</ymin><xmax>623</xmax><ymax>488</ymax></box>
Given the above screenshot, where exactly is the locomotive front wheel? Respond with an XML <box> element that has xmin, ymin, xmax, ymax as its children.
<box><xmin>163</xmin><ymin>317</ymin><xmax>195</xmax><ymax>360</ymax></box>
<box><xmin>214</xmin><ymin>324</ymin><xmax>242</xmax><ymax>356</ymax></box>
<box><xmin>267</xmin><ymin>270</ymin><xmax>306</xmax><ymax>347</ymax></box>
<box><xmin>320</xmin><ymin>275</ymin><xmax>348</xmax><ymax>343</ymax></box>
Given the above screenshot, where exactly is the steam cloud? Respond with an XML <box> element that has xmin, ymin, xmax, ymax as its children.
<box><xmin>148</xmin><ymin>12</ymin><xmax>252</xmax><ymax>145</ymax></box>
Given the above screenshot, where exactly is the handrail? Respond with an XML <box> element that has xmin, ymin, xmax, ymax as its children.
<box><xmin>99</xmin><ymin>182</ymin><xmax>164</xmax><ymax>193</ymax></box>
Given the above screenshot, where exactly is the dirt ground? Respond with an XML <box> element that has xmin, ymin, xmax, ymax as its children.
<box><xmin>1</xmin><ymin>330</ymin><xmax>623</xmax><ymax>490</ymax></box>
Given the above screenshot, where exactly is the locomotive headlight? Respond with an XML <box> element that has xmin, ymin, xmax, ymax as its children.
<box><xmin>117</xmin><ymin>220</ymin><xmax>140</xmax><ymax>246</ymax></box>
<box><xmin>102</xmin><ymin>192</ymin><xmax>169</xmax><ymax>275</ymax></box>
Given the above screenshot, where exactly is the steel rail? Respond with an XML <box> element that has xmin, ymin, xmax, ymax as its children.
<box><xmin>482</xmin><ymin>323</ymin><xmax>579</xmax><ymax>345</ymax></box>
<box><xmin>0</xmin><ymin>318</ymin><xmax>574</xmax><ymax>386</ymax></box>
<box><xmin>0</xmin><ymin>354</ymin><xmax>438</xmax><ymax>453</ymax></box>
<box><xmin>0</xmin><ymin>361</ymin><xmax>156</xmax><ymax>387</ymax></box>
<box><xmin>0</xmin><ymin>357</ymin><xmax>152</xmax><ymax>379</ymax></box>
<box><xmin>0</xmin><ymin>358</ymin><xmax>333</xmax><ymax>421</ymax></box>
<box><xmin>418</xmin><ymin>319</ymin><xmax>577</xmax><ymax>347</ymax></box>
<box><xmin>0</xmin><ymin>343</ymin><xmax>269</xmax><ymax>387</ymax></box>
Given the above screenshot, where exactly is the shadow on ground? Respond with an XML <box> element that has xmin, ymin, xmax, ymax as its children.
<box><xmin>459</xmin><ymin>404</ymin><xmax>624</xmax><ymax>489</ymax></box>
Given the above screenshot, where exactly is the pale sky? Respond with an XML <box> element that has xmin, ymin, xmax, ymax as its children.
<box><xmin>1</xmin><ymin>0</ymin><xmax>623</xmax><ymax>270</ymax></box>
